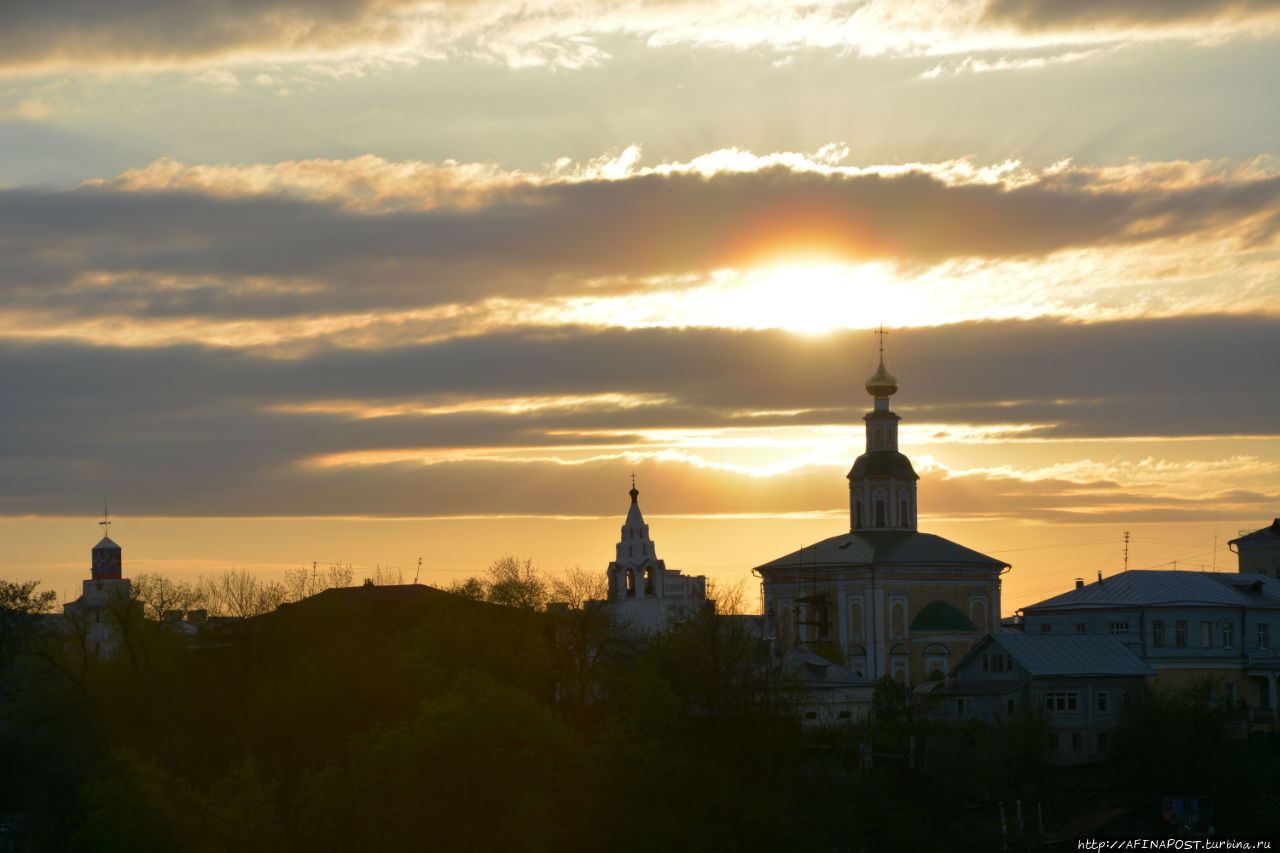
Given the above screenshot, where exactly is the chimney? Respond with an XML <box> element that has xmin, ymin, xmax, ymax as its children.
<box><xmin>1075</xmin><ymin>578</ymin><xmax>1084</xmax><ymax>590</ymax></box>
<box><xmin>1097</xmin><ymin>570</ymin><xmax>1103</xmax><ymax>583</ymax></box>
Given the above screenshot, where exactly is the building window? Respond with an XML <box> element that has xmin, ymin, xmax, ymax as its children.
<box><xmin>1074</xmin><ymin>622</ymin><xmax>1086</xmax><ymax>634</ymax></box>
<box><xmin>1071</xmin><ymin>732</ymin><xmax>1082</xmax><ymax>751</ymax></box>
<box><xmin>875</xmin><ymin>500</ymin><xmax>886</xmax><ymax>527</ymax></box>
<box><xmin>625</xmin><ymin>568</ymin><xmax>635</xmax><ymax>597</ymax></box>
<box><xmin>1007</xmin><ymin>698</ymin><xmax>1016</xmax><ymax>714</ymax></box>
<box><xmin>1109</xmin><ymin>621</ymin><xmax>1129</xmax><ymax>635</ymax></box>
<box><xmin>1223</xmin><ymin>621</ymin><xmax>1235</xmax><ymax>649</ymax></box>
<box><xmin>1225</xmin><ymin>683</ymin><xmax>1236</xmax><ymax>708</ymax></box>
<box><xmin>854</xmin><ymin>502</ymin><xmax>863</xmax><ymax>528</ymax></box>
<box><xmin>1097</xmin><ymin>732</ymin><xmax>1109</xmax><ymax>752</ymax></box>
<box><xmin>955</xmin><ymin>698</ymin><xmax>972</xmax><ymax>716</ymax></box>
<box><xmin>1175</xmin><ymin>620</ymin><xmax>1187</xmax><ymax>647</ymax></box>
<box><xmin>1040</xmin><ymin>623</ymin><xmax>1052</xmax><ymax>634</ymax></box>
<box><xmin>1259</xmin><ymin>623</ymin><xmax>1270</xmax><ymax>650</ymax></box>
<box><xmin>1097</xmin><ymin>691</ymin><xmax>1109</xmax><ymax>713</ymax></box>
<box><xmin>1046</xmin><ymin>733</ymin><xmax>1059</xmax><ymax>753</ymax></box>
<box><xmin>1045</xmin><ymin>692</ymin><xmax>1078</xmax><ymax>712</ymax></box>
<box><xmin>1153</xmin><ymin>620</ymin><xmax>1165</xmax><ymax>647</ymax></box>
<box><xmin>1121</xmin><ymin>690</ymin><xmax>1131</xmax><ymax>711</ymax></box>
<box><xmin>899</xmin><ymin>499</ymin><xmax>908</xmax><ymax>528</ymax></box>
<box><xmin>1200</xmin><ymin>621</ymin><xmax>1212</xmax><ymax>647</ymax></box>
<box><xmin>981</xmin><ymin>653</ymin><xmax>1013</xmax><ymax>673</ymax></box>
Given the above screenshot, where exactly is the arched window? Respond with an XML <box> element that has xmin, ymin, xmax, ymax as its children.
<box><xmin>625</xmin><ymin>568</ymin><xmax>635</xmax><ymax>597</ymax></box>
<box><xmin>855</xmin><ymin>500</ymin><xmax>863</xmax><ymax>529</ymax></box>
<box><xmin>900</xmin><ymin>499</ymin><xmax>908</xmax><ymax>528</ymax></box>
<box><xmin>644</xmin><ymin>566</ymin><xmax>655</xmax><ymax>595</ymax></box>
<box><xmin>891</xmin><ymin>601</ymin><xmax>905</xmax><ymax>638</ymax></box>
<box><xmin>875</xmin><ymin>500</ymin><xmax>886</xmax><ymax>527</ymax></box>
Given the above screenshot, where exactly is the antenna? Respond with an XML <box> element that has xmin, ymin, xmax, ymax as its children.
<box><xmin>1122</xmin><ymin>530</ymin><xmax>1130</xmax><ymax>572</ymax></box>
<box><xmin>414</xmin><ymin>556</ymin><xmax>422</xmax><ymax>585</ymax></box>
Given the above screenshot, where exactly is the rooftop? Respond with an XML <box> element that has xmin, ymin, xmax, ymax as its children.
<box><xmin>959</xmin><ymin>633</ymin><xmax>1155</xmax><ymax>679</ymax></box>
<box><xmin>1025</xmin><ymin>570</ymin><xmax>1280</xmax><ymax>611</ymax></box>
<box><xmin>754</xmin><ymin>529</ymin><xmax>1008</xmax><ymax>572</ymax></box>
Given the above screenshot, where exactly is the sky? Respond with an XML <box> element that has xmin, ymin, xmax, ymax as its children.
<box><xmin>2</xmin><ymin>0</ymin><xmax>1278</xmax><ymax>613</ymax></box>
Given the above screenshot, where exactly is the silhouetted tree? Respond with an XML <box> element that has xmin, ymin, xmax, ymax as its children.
<box><xmin>0</xmin><ymin>579</ymin><xmax>57</xmax><ymax>667</ymax></box>
<box><xmin>485</xmin><ymin>555</ymin><xmax>547</xmax><ymax>610</ymax></box>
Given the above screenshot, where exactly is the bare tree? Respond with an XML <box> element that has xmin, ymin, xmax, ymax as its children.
<box><xmin>365</xmin><ymin>565</ymin><xmax>404</xmax><ymax>586</ymax></box>
<box><xmin>133</xmin><ymin>574</ymin><xmax>203</xmax><ymax>621</ymax></box>
<box><xmin>198</xmin><ymin>569</ymin><xmax>285</xmax><ymax>619</ymax></box>
<box><xmin>549</xmin><ymin>566</ymin><xmax>607</xmax><ymax>610</ymax></box>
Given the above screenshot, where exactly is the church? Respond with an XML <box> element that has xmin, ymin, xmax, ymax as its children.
<box><xmin>753</xmin><ymin>342</ymin><xmax>1009</xmax><ymax>685</ymax></box>
<box><xmin>603</xmin><ymin>478</ymin><xmax>710</xmax><ymax>632</ymax></box>
<box><xmin>61</xmin><ymin>515</ymin><xmax>136</xmax><ymax>659</ymax></box>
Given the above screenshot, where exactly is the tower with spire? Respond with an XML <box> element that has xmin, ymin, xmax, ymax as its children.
<box><xmin>848</xmin><ymin>327</ymin><xmax>918</xmax><ymax>533</ymax></box>
<box><xmin>604</xmin><ymin>478</ymin><xmax>708</xmax><ymax>631</ymax></box>
<box><xmin>63</xmin><ymin>507</ymin><xmax>136</xmax><ymax>659</ymax></box>
<box><xmin>753</xmin><ymin>329</ymin><xmax>1009</xmax><ymax>689</ymax></box>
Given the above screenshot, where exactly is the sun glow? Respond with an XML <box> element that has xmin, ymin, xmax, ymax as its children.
<box><xmin>730</xmin><ymin>262</ymin><xmax>902</xmax><ymax>334</ymax></box>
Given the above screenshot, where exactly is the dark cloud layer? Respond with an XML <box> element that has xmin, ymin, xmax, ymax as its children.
<box><xmin>3</xmin><ymin>166</ymin><xmax>1278</xmax><ymax>318</ymax></box>
<box><xmin>0</xmin><ymin>0</ymin><xmax>422</xmax><ymax>69</ymax></box>
<box><xmin>981</xmin><ymin>0</ymin><xmax>1280</xmax><ymax>30</ymax></box>
<box><xmin>1</xmin><ymin>315</ymin><xmax>1276</xmax><ymax>518</ymax></box>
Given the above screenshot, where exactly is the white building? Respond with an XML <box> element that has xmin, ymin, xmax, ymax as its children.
<box><xmin>603</xmin><ymin>481</ymin><xmax>709</xmax><ymax>632</ymax></box>
<box><xmin>62</xmin><ymin>522</ymin><xmax>135</xmax><ymax>659</ymax></box>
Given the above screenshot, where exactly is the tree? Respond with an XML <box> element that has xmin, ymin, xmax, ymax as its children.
<box><xmin>197</xmin><ymin>569</ymin><xmax>285</xmax><ymax>619</ymax></box>
<box><xmin>0</xmin><ymin>579</ymin><xmax>58</xmax><ymax>666</ymax></box>
<box><xmin>485</xmin><ymin>556</ymin><xmax>547</xmax><ymax>610</ymax></box>
<box><xmin>547</xmin><ymin>567</ymin><xmax>637</xmax><ymax>718</ymax></box>
<box><xmin>133</xmin><ymin>575</ymin><xmax>202</xmax><ymax>621</ymax></box>
<box><xmin>549</xmin><ymin>566</ymin><xmax>607</xmax><ymax>609</ymax></box>
<box><xmin>446</xmin><ymin>576</ymin><xmax>487</xmax><ymax>601</ymax></box>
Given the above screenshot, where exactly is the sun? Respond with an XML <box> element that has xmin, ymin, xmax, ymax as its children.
<box><xmin>734</xmin><ymin>261</ymin><xmax>900</xmax><ymax>334</ymax></box>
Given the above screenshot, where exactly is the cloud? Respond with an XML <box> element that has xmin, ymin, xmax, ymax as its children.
<box><xmin>0</xmin><ymin>0</ymin><xmax>426</xmax><ymax>73</ymax></box>
<box><xmin>0</xmin><ymin>315</ymin><xmax>1276</xmax><ymax>519</ymax></box>
<box><xmin>979</xmin><ymin>0</ymin><xmax>1280</xmax><ymax>32</ymax></box>
<box><xmin>2</xmin><ymin>153</ymin><xmax>1277</xmax><ymax>339</ymax></box>
<box><xmin>2</xmin><ymin>0</ymin><xmax>1277</xmax><ymax>75</ymax></box>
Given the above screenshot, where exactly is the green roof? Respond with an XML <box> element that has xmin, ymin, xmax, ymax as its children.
<box><xmin>910</xmin><ymin>600</ymin><xmax>975</xmax><ymax>632</ymax></box>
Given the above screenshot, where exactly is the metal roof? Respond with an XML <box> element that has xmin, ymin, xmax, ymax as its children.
<box><xmin>847</xmin><ymin>450</ymin><xmax>918</xmax><ymax>480</ymax></box>
<box><xmin>92</xmin><ymin>536</ymin><xmax>120</xmax><ymax>550</ymax></box>
<box><xmin>1025</xmin><ymin>570</ymin><xmax>1280</xmax><ymax>611</ymax></box>
<box><xmin>754</xmin><ymin>529</ymin><xmax>1008</xmax><ymax>572</ymax></box>
<box><xmin>964</xmin><ymin>634</ymin><xmax>1154</xmax><ymax>678</ymax></box>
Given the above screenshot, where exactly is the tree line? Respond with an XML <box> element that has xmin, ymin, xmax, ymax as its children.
<box><xmin>2</xmin><ymin>565</ymin><xmax>1278</xmax><ymax>850</ymax></box>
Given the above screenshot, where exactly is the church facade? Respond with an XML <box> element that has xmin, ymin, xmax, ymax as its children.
<box><xmin>754</xmin><ymin>347</ymin><xmax>1009</xmax><ymax>685</ymax></box>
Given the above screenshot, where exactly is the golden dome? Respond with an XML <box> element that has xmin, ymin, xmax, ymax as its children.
<box><xmin>865</xmin><ymin>354</ymin><xmax>898</xmax><ymax>397</ymax></box>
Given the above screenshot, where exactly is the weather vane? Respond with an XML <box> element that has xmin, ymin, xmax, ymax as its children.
<box><xmin>100</xmin><ymin>496</ymin><xmax>111</xmax><ymax>537</ymax></box>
